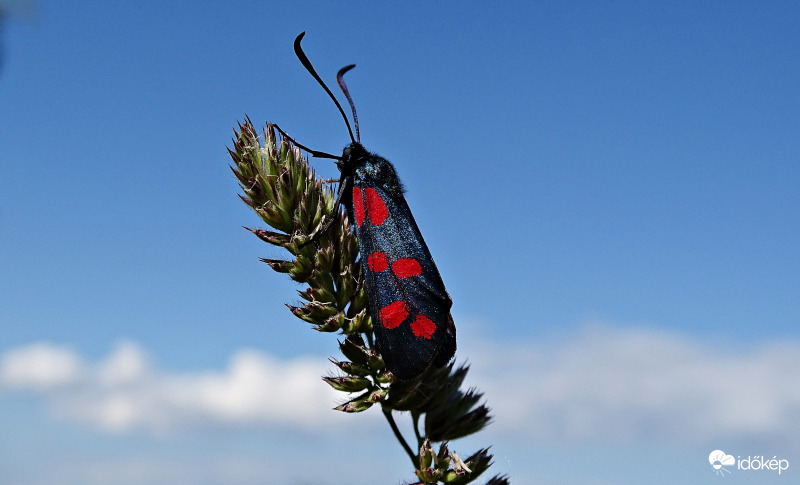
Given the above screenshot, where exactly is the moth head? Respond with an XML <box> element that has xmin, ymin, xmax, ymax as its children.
<box><xmin>339</xmin><ymin>142</ymin><xmax>367</xmax><ymax>173</ymax></box>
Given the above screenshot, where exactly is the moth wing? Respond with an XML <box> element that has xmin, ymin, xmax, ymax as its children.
<box><xmin>354</xmin><ymin>183</ymin><xmax>456</xmax><ymax>379</ymax></box>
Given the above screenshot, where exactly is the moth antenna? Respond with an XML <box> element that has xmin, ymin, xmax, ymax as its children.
<box><xmin>273</xmin><ymin>123</ymin><xmax>340</xmax><ymax>160</ymax></box>
<box><xmin>337</xmin><ymin>65</ymin><xmax>360</xmax><ymax>143</ymax></box>
<box><xmin>294</xmin><ymin>32</ymin><xmax>356</xmax><ymax>145</ymax></box>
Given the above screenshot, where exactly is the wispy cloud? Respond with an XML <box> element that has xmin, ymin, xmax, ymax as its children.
<box><xmin>2</xmin><ymin>325</ymin><xmax>799</xmax><ymax>445</ymax></box>
<box><xmin>466</xmin><ymin>324</ymin><xmax>800</xmax><ymax>445</ymax></box>
<box><xmin>1</xmin><ymin>341</ymin><xmax>348</xmax><ymax>432</ymax></box>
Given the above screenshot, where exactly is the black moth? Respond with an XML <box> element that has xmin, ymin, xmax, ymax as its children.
<box><xmin>280</xmin><ymin>32</ymin><xmax>456</xmax><ymax>379</ymax></box>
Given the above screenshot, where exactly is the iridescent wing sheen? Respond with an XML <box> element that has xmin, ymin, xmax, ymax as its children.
<box><xmin>345</xmin><ymin>159</ymin><xmax>456</xmax><ymax>379</ymax></box>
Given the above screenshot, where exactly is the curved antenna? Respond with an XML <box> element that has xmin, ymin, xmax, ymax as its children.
<box><xmin>337</xmin><ymin>65</ymin><xmax>360</xmax><ymax>143</ymax></box>
<box><xmin>294</xmin><ymin>32</ymin><xmax>356</xmax><ymax>145</ymax></box>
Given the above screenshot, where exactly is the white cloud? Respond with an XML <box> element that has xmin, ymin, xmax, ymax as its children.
<box><xmin>2</xmin><ymin>325</ymin><xmax>799</xmax><ymax>446</ymax></box>
<box><xmin>464</xmin><ymin>324</ymin><xmax>800</xmax><ymax>445</ymax></box>
<box><xmin>0</xmin><ymin>342</ymin><xmax>84</xmax><ymax>389</ymax></box>
<box><xmin>0</xmin><ymin>340</ymin><xmax>348</xmax><ymax>433</ymax></box>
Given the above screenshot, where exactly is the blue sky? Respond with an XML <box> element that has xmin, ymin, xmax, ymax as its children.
<box><xmin>1</xmin><ymin>1</ymin><xmax>799</xmax><ymax>484</ymax></box>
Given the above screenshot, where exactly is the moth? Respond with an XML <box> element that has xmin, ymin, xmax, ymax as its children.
<box><xmin>280</xmin><ymin>32</ymin><xmax>456</xmax><ymax>379</ymax></box>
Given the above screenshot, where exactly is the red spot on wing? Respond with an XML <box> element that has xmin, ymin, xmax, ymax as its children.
<box><xmin>367</xmin><ymin>252</ymin><xmax>388</xmax><ymax>272</ymax></box>
<box><xmin>379</xmin><ymin>301</ymin><xmax>408</xmax><ymax>329</ymax></box>
<box><xmin>353</xmin><ymin>187</ymin><xmax>365</xmax><ymax>226</ymax></box>
<box><xmin>392</xmin><ymin>258</ymin><xmax>422</xmax><ymax>278</ymax></box>
<box><xmin>411</xmin><ymin>315</ymin><xmax>436</xmax><ymax>339</ymax></box>
<box><xmin>365</xmin><ymin>188</ymin><xmax>388</xmax><ymax>225</ymax></box>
